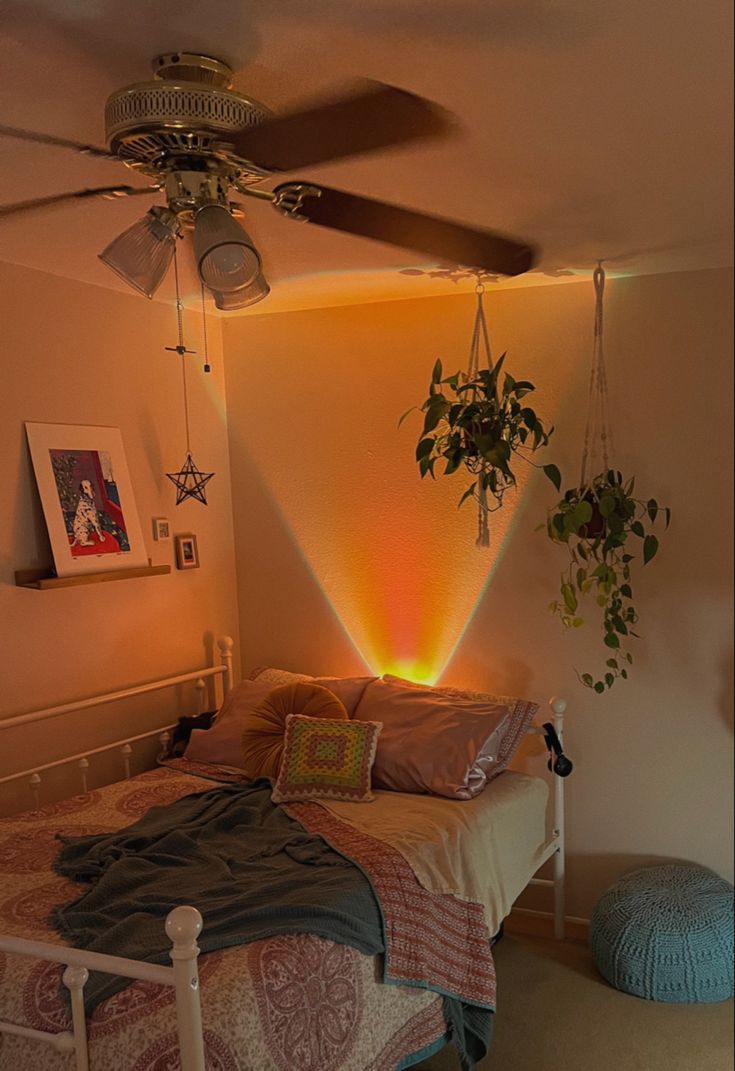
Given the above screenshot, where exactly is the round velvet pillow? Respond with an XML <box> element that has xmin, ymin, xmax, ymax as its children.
<box><xmin>241</xmin><ymin>681</ymin><xmax>348</xmax><ymax>780</ymax></box>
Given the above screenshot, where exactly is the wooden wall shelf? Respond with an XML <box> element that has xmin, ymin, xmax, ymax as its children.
<box><xmin>15</xmin><ymin>562</ymin><xmax>171</xmax><ymax>590</ymax></box>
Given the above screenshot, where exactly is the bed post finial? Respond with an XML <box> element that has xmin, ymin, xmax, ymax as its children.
<box><xmin>62</xmin><ymin>965</ymin><xmax>90</xmax><ymax>1069</ymax></box>
<box><xmin>166</xmin><ymin>906</ymin><xmax>205</xmax><ymax>1071</ymax></box>
<box><xmin>216</xmin><ymin>635</ymin><xmax>234</xmax><ymax>697</ymax></box>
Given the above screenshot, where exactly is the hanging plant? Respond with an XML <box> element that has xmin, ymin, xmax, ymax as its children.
<box><xmin>542</xmin><ymin>265</ymin><xmax>670</xmax><ymax>692</ymax></box>
<box><xmin>401</xmin><ymin>284</ymin><xmax>555</xmax><ymax>545</ymax></box>
<box><xmin>543</xmin><ymin>467</ymin><xmax>670</xmax><ymax>691</ymax></box>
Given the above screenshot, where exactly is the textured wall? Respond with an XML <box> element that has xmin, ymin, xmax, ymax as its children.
<box><xmin>0</xmin><ymin>261</ymin><xmax>240</xmax><ymax>812</ymax></box>
<box><xmin>224</xmin><ymin>268</ymin><xmax>734</xmax><ymax>917</ymax></box>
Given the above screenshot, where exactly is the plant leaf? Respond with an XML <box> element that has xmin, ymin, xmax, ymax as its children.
<box><xmin>458</xmin><ymin>485</ymin><xmax>476</xmax><ymax>509</ymax></box>
<box><xmin>643</xmin><ymin>534</ymin><xmax>659</xmax><ymax>563</ymax></box>
<box><xmin>543</xmin><ymin>464</ymin><xmax>562</xmax><ymax>491</ymax></box>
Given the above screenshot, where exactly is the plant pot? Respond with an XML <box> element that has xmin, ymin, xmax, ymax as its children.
<box><xmin>580</xmin><ymin>493</ymin><xmax>606</xmax><ymax>540</ymax></box>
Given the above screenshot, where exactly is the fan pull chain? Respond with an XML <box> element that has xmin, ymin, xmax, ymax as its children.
<box><xmin>164</xmin><ymin>246</ymin><xmax>196</xmax><ymax>454</ymax></box>
<box><xmin>200</xmin><ymin>282</ymin><xmax>211</xmax><ymax>374</ymax></box>
<box><xmin>467</xmin><ymin>282</ymin><xmax>493</xmax><ymax>547</ymax></box>
<box><xmin>580</xmin><ymin>262</ymin><xmax>614</xmax><ymax>487</ymax></box>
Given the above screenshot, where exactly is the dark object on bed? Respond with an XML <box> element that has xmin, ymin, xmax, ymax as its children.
<box><xmin>170</xmin><ymin>710</ymin><xmax>217</xmax><ymax>756</ymax></box>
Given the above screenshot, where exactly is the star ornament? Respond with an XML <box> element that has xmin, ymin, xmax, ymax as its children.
<box><xmin>166</xmin><ymin>453</ymin><xmax>215</xmax><ymax>505</ymax></box>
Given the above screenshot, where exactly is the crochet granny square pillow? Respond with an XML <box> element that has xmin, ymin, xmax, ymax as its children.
<box><xmin>271</xmin><ymin>714</ymin><xmax>382</xmax><ymax>804</ymax></box>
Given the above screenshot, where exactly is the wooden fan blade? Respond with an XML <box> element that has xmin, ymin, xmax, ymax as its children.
<box><xmin>0</xmin><ymin>124</ymin><xmax>118</xmax><ymax>161</ymax></box>
<box><xmin>272</xmin><ymin>183</ymin><xmax>537</xmax><ymax>276</ymax></box>
<box><xmin>228</xmin><ymin>82</ymin><xmax>451</xmax><ymax>172</ymax></box>
<box><xmin>0</xmin><ymin>186</ymin><xmax>157</xmax><ymax>219</ymax></box>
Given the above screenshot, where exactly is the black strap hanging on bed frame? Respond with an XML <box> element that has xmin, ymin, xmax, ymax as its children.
<box><xmin>542</xmin><ymin>722</ymin><xmax>574</xmax><ymax>778</ymax></box>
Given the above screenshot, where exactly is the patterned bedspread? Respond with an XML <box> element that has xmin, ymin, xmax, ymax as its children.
<box><xmin>0</xmin><ymin>767</ymin><xmax>489</xmax><ymax>1071</ymax></box>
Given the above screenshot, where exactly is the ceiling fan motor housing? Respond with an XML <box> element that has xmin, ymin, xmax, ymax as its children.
<box><xmin>104</xmin><ymin>53</ymin><xmax>271</xmax><ymax>182</ymax></box>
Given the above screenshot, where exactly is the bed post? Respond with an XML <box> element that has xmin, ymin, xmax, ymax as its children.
<box><xmin>549</xmin><ymin>697</ymin><xmax>567</xmax><ymax>940</ymax></box>
<box><xmin>62</xmin><ymin>965</ymin><xmax>90</xmax><ymax>1071</ymax></box>
<box><xmin>166</xmin><ymin>906</ymin><xmax>205</xmax><ymax>1071</ymax></box>
<box><xmin>217</xmin><ymin>635</ymin><xmax>234</xmax><ymax>697</ymax></box>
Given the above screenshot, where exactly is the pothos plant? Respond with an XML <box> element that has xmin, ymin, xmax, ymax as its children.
<box><xmin>542</xmin><ymin>466</ymin><xmax>670</xmax><ymax>692</ymax></box>
<box><xmin>401</xmin><ymin>355</ymin><xmax>556</xmax><ymax>521</ymax></box>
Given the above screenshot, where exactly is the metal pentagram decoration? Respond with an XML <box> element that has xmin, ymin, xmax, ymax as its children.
<box><xmin>166</xmin><ymin>452</ymin><xmax>215</xmax><ymax>505</ymax></box>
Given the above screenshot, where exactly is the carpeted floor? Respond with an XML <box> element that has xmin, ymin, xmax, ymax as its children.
<box><xmin>415</xmin><ymin>933</ymin><xmax>734</xmax><ymax>1071</ymax></box>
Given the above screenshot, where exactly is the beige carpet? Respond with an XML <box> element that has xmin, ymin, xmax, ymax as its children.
<box><xmin>415</xmin><ymin>933</ymin><xmax>734</xmax><ymax>1071</ymax></box>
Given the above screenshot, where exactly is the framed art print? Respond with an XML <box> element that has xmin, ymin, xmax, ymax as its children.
<box><xmin>152</xmin><ymin>517</ymin><xmax>171</xmax><ymax>541</ymax></box>
<box><xmin>25</xmin><ymin>422</ymin><xmax>149</xmax><ymax>577</ymax></box>
<box><xmin>174</xmin><ymin>533</ymin><xmax>199</xmax><ymax>570</ymax></box>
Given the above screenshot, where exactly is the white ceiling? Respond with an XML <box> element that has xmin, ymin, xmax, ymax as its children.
<box><xmin>0</xmin><ymin>0</ymin><xmax>732</xmax><ymax>312</ymax></box>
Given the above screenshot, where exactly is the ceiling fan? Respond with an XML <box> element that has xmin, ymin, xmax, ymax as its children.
<box><xmin>0</xmin><ymin>52</ymin><xmax>537</xmax><ymax>309</ymax></box>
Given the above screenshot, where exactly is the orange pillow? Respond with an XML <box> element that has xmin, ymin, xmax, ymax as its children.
<box><xmin>241</xmin><ymin>682</ymin><xmax>348</xmax><ymax>780</ymax></box>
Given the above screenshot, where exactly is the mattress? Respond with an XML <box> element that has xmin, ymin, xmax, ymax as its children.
<box><xmin>320</xmin><ymin>770</ymin><xmax>549</xmax><ymax>935</ymax></box>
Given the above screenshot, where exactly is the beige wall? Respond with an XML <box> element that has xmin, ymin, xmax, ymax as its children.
<box><xmin>0</xmin><ymin>261</ymin><xmax>240</xmax><ymax>812</ymax></box>
<box><xmin>224</xmin><ymin>268</ymin><xmax>734</xmax><ymax>918</ymax></box>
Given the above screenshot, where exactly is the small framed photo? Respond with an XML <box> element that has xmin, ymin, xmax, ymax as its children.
<box><xmin>174</xmin><ymin>533</ymin><xmax>199</xmax><ymax>570</ymax></box>
<box><xmin>152</xmin><ymin>517</ymin><xmax>171</xmax><ymax>541</ymax></box>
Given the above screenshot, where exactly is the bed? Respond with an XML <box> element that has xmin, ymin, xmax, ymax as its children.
<box><xmin>0</xmin><ymin>637</ymin><xmax>568</xmax><ymax>1071</ymax></box>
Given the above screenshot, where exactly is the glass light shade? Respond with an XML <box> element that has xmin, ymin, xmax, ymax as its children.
<box><xmin>194</xmin><ymin>204</ymin><xmax>261</xmax><ymax>293</ymax></box>
<box><xmin>211</xmin><ymin>273</ymin><xmax>270</xmax><ymax>310</ymax></box>
<box><xmin>98</xmin><ymin>207</ymin><xmax>179</xmax><ymax>298</ymax></box>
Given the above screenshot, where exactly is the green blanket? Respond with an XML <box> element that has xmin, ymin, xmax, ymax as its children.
<box><xmin>53</xmin><ymin>780</ymin><xmax>490</xmax><ymax>1069</ymax></box>
<box><xmin>53</xmin><ymin>780</ymin><xmax>382</xmax><ymax>1007</ymax></box>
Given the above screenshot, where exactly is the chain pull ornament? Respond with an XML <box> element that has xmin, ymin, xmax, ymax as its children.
<box><xmin>165</xmin><ymin>247</ymin><xmax>215</xmax><ymax>505</ymax></box>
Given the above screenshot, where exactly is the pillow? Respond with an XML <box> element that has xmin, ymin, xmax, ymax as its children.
<box><xmin>271</xmin><ymin>714</ymin><xmax>382</xmax><ymax>804</ymax></box>
<box><xmin>382</xmin><ymin>673</ymin><xmax>538</xmax><ymax>774</ymax></box>
<box><xmin>184</xmin><ymin>680</ymin><xmax>348</xmax><ymax>776</ymax></box>
<box><xmin>248</xmin><ymin>666</ymin><xmax>376</xmax><ymax>717</ymax></box>
<box><xmin>184</xmin><ymin>679</ymin><xmax>276</xmax><ymax>768</ymax></box>
<box><xmin>241</xmin><ymin>682</ymin><xmax>348</xmax><ymax>780</ymax></box>
<box><xmin>353</xmin><ymin>677</ymin><xmax>538</xmax><ymax>799</ymax></box>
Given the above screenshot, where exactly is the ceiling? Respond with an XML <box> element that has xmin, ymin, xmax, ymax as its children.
<box><xmin>0</xmin><ymin>0</ymin><xmax>732</xmax><ymax>313</ymax></box>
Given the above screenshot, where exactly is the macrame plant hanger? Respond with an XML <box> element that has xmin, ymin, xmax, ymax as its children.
<box><xmin>579</xmin><ymin>262</ymin><xmax>614</xmax><ymax>488</ymax></box>
<box><xmin>465</xmin><ymin>280</ymin><xmax>494</xmax><ymax>547</ymax></box>
<box><xmin>165</xmin><ymin>247</ymin><xmax>215</xmax><ymax>505</ymax></box>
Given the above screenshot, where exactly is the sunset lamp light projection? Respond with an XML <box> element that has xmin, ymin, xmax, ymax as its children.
<box><xmin>232</xmin><ymin>444</ymin><xmax>534</xmax><ymax>686</ymax></box>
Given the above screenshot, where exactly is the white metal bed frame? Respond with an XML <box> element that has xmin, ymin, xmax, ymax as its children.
<box><xmin>0</xmin><ymin>642</ymin><xmax>567</xmax><ymax>1071</ymax></box>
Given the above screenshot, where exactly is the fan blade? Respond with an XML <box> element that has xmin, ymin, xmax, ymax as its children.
<box><xmin>0</xmin><ymin>124</ymin><xmax>118</xmax><ymax>161</ymax></box>
<box><xmin>0</xmin><ymin>186</ymin><xmax>157</xmax><ymax>219</ymax></box>
<box><xmin>228</xmin><ymin>82</ymin><xmax>451</xmax><ymax>172</ymax></box>
<box><xmin>272</xmin><ymin>183</ymin><xmax>536</xmax><ymax>276</ymax></box>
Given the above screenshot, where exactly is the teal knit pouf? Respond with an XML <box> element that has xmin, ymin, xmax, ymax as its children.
<box><xmin>590</xmin><ymin>864</ymin><xmax>734</xmax><ymax>1003</ymax></box>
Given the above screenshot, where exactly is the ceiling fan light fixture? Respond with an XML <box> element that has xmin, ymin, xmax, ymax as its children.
<box><xmin>211</xmin><ymin>272</ymin><xmax>270</xmax><ymax>310</ymax></box>
<box><xmin>194</xmin><ymin>204</ymin><xmax>261</xmax><ymax>294</ymax></box>
<box><xmin>98</xmin><ymin>206</ymin><xmax>180</xmax><ymax>298</ymax></box>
